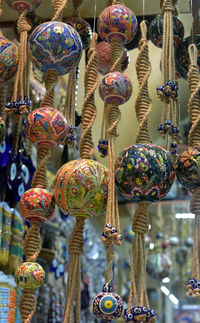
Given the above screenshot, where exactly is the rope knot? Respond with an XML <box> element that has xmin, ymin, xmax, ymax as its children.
<box><xmin>68</xmin><ymin>217</ymin><xmax>85</xmax><ymax>254</ymax></box>
<box><xmin>132</xmin><ymin>203</ymin><xmax>149</xmax><ymax>234</ymax></box>
<box><xmin>17</xmin><ymin>11</ymin><xmax>31</xmax><ymax>34</ymax></box>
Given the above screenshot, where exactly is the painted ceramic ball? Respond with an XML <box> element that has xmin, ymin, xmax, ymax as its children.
<box><xmin>53</xmin><ymin>159</ymin><xmax>108</xmax><ymax>218</ymax></box>
<box><xmin>25</xmin><ymin>107</ymin><xmax>68</xmax><ymax>147</ymax></box>
<box><xmin>149</xmin><ymin>15</ymin><xmax>184</xmax><ymax>48</ymax></box>
<box><xmin>29</xmin><ymin>21</ymin><xmax>83</xmax><ymax>75</ymax></box>
<box><xmin>0</xmin><ymin>37</ymin><xmax>18</xmax><ymax>86</ymax></box>
<box><xmin>123</xmin><ymin>226</ymin><xmax>135</xmax><ymax>243</ymax></box>
<box><xmin>0</xmin><ymin>118</ymin><xmax>6</xmax><ymax>143</ymax></box>
<box><xmin>92</xmin><ymin>291</ymin><xmax>123</xmax><ymax>320</ymax></box>
<box><xmin>64</xmin><ymin>17</ymin><xmax>92</xmax><ymax>49</ymax></box>
<box><xmin>14</xmin><ymin>262</ymin><xmax>45</xmax><ymax>289</ymax></box>
<box><xmin>98</xmin><ymin>5</ymin><xmax>138</xmax><ymax>44</ymax></box>
<box><xmin>5</xmin><ymin>0</ymin><xmax>41</xmax><ymax>11</ymax></box>
<box><xmin>115</xmin><ymin>144</ymin><xmax>175</xmax><ymax>203</ymax></box>
<box><xmin>96</xmin><ymin>41</ymin><xmax>129</xmax><ymax>75</ymax></box>
<box><xmin>176</xmin><ymin>147</ymin><xmax>200</xmax><ymax>189</ymax></box>
<box><xmin>20</xmin><ymin>188</ymin><xmax>55</xmax><ymax>222</ymax></box>
<box><xmin>99</xmin><ymin>72</ymin><xmax>132</xmax><ymax>105</ymax></box>
<box><xmin>175</xmin><ymin>36</ymin><xmax>200</xmax><ymax>80</ymax></box>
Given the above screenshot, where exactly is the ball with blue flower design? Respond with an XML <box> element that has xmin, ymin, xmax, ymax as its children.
<box><xmin>115</xmin><ymin>144</ymin><xmax>175</xmax><ymax>203</ymax></box>
<box><xmin>29</xmin><ymin>21</ymin><xmax>83</xmax><ymax>75</ymax></box>
<box><xmin>92</xmin><ymin>290</ymin><xmax>123</xmax><ymax>320</ymax></box>
<box><xmin>14</xmin><ymin>262</ymin><xmax>45</xmax><ymax>289</ymax></box>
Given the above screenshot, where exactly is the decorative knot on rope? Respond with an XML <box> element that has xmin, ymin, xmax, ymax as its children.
<box><xmin>51</xmin><ymin>0</ymin><xmax>68</xmax><ymax>21</ymax></box>
<box><xmin>24</xmin><ymin>222</ymin><xmax>42</xmax><ymax>262</ymax></box>
<box><xmin>132</xmin><ymin>203</ymin><xmax>149</xmax><ymax>235</ymax></box>
<box><xmin>19</xmin><ymin>289</ymin><xmax>36</xmax><ymax>323</ymax></box>
<box><xmin>17</xmin><ymin>10</ymin><xmax>31</xmax><ymax>33</ymax></box>
<box><xmin>68</xmin><ymin>217</ymin><xmax>85</xmax><ymax>255</ymax></box>
<box><xmin>31</xmin><ymin>144</ymin><xmax>50</xmax><ymax>189</ymax></box>
<box><xmin>161</xmin><ymin>0</ymin><xmax>174</xmax><ymax>13</ymax></box>
<box><xmin>101</xmin><ymin>224</ymin><xmax>122</xmax><ymax>246</ymax></box>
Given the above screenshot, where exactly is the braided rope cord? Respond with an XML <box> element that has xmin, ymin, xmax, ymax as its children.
<box><xmin>80</xmin><ymin>33</ymin><xmax>99</xmax><ymax>158</ymax></box>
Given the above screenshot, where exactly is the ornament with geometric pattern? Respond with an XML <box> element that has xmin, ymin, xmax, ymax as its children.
<box><xmin>0</xmin><ymin>36</ymin><xmax>19</xmax><ymax>86</ymax></box>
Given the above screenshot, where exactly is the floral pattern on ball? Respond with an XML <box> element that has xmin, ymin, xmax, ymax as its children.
<box><xmin>14</xmin><ymin>262</ymin><xmax>45</xmax><ymax>289</ymax></box>
<box><xmin>64</xmin><ymin>17</ymin><xmax>92</xmax><ymax>50</ymax></box>
<box><xmin>20</xmin><ymin>188</ymin><xmax>55</xmax><ymax>222</ymax></box>
<box><xmin>176</xmin><ymin>147</ymin><xmax>200</xmax><ymax>190</ymax></box>
<box><xmin>5</xmin><ymin>0</ymin><xmax>41</xmax><ymax>11</ymax></box>
<box><xmin>98</xmin><ymin>5</ymin><xmax>138</xmax><ymax>44</ymax></box>
<box><xmin>99</xmin><ymin>72</ymin><xmax>132</xmax><ymax>105</ymax></box>
<box><xmin>25</xmin><ymin>107</ymin><xmax>68</xmax><ymax>147</ymax></box>
<box><xmin>92</xmin><ymin>291</ymin><xmax>123</xmax><ymax>320</ymax></box>
<box><xmin>149</xmin><ymin>15</ymin><xmax>184</xmax><ymax>48</ymax></box>
<box><xmin>0</xmin><ymin>37</ymin><xmax>18</xmax><ymax>86</ymax></box>
<box><xmin>115</xmin><ymin>144</ymin><xmax>175</xmax><ymax>203</ymax></box>
<box><xmin>29</xmin><ymin>21</ymin><xmax>83</xmax><ymax>75</ymax></box>
<box><xmin>0</xmin><ymin>118</ymin><xmax>6</xmax><ymax>143</ymax></box>
<box><xmin>53</xmin><ymin>159</ymin><xmax>108</xmax><ymax>218</ymax></box>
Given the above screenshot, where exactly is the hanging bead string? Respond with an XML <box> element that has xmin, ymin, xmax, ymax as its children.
<box><xmin>185</xmin><ymin>44</ymin><xmax>200</xmax><ymax>297</ymax></box>
<box><xmin>157</xmin><ymin>0</ymin><xmax>180</xmax><ymax>154</ymax></box>
<box><xmin>135</xmin><ymin>21</ymin><xmax>152</xmax><ymax>144</ymax></box>
<box><xmin>80</xmin><ymin>33</ymin><xmax>98</xmax><ymax>158</ymax></box>
<box><xmin>63</xmin><ymin>216</ymin><xmax>85</xmax><ymax>323</ymax></box>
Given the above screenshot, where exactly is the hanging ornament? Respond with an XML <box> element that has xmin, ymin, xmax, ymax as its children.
<box><xmin>117</xmin><ymin>21</ymin><xmax>175</xmax><ymax>322</ymax></box>
<box><xmin>64</xmin><ymin>17</ymin><xmax>92</xmax><ymax>50</ymax></box>
<box><xmin>149</xmin><ymin>15</ymin><xmax>184</xmax><ymax>48</ymax></box>
<box><xmin>176</xmin><ymin>44</ymin><xmax>200</xmax><ymax>298</ymax></box>
<box><xmin>0</xmin><ymin>117</ymin><xmax>6</xmax><ymax>143</ymax></box>
<box><xmin>0</xmin><ymin>36</ymin><xmax>19</xmax><ymax>86</ymax></box>
<box><xmin>124</xmin><ymin>226</ymin><xmax>135</xmax><ymax>243</ymax></box>
<box><xmin>96</xmin><ymin>41</ymin><xmax>129</xmax><ymax>75</ymax></box>
<box><xmin>156</xmin><ymin>0</ymin><xmax>181</xmax><ymax>155</ymax></box>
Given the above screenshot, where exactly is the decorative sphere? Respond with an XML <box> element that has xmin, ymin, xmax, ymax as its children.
<box><xmin>0</xmin><ymin>37</ymin><xmax>18</xmax><ymax>86</ymax></box>
<box><xmin>5</xmin><ymin>0</ymin><xmax>42</xmax><ymax>11</ymax></box>
<box><xmin>98</xmin><ymin>5</ymin><xmax>138</xmax><ymax>44</ymax></box>
<box><xmin>123</xmin><ymin>226</ymin><xmax>134</xmax><ymax>243</ymax></box>
<box><xmin>176</xmin><ymin>147</ymin><xmax>200</xmax><ymax>189</ymax></box>
<box><xmin>20</xmin><ymin>188</ymin><xmax>55</xmax><ymax>222</ymax></box>
<box><xmin>184</xmin><ymin>237</ymin><xmax>194</xmax><ymax>248</ymax></box>
<box><xmin>64</xmin><ymin>17</ymin><xmax>92</xmax><ymax>49</ymax></box>
<box><xmin>29</xmin><ymin>21</ymin><xmax>83</xmax><ymax>75</ymax></box>
<box><xmin>25</xmin><ymin>107</ymin><xmax>68</xmax><ymax>147</ymax></box>
<box><xmin>149</xmin><ymin>15</ymin><xmax>184</xmax><ymax>48</ymax></box>
<box><xmin>53</xmin><ymin>159</ymin><xmax>108</xmax><ymax>218</ymax></box>
<box><xmin>0</xmin><ymin>118</ymin><xmax>6</xmax><ymax>143</ymax></box>
<box><xmin>175</xmin><ymin>35</ymin><xmax>200</xmax><ymax>80</ymax></box>
<box><xmin>99</xmin><ymin>72</ymin><xmax>132</xmax><ymax>105</ymax></box>
<box><xmin>92</xmin><ymin>291</ymin><xmax>123</xmax><ymax>320</ymax></box>
<box><xmin>14</xmin><ymin>262</ymin><xmax>45</xmax><ymax>289</ymax></box>
<box><xmin>96</xmin><ymin>41</ymin><xmax>129</xmax><ymax>75</ymax></box>
<box><xmin>115</xmin><ymin>144</ymin><xmax>175</xmax><ymax>203</ymax></box>
<box><xmin>168</xmin><ymin>236</ymin><xmax>179</xmax><ymax>246</ymax></box>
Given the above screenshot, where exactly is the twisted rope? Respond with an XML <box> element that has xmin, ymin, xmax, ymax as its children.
<box><xmin>40</xmin><ymin>70</ymin><xmax>58</xmax><ymax>108</ymax></box>
<box><xmin>31</xmin><ymin>144</ymin><xmax>50</xmax><ymax>189</ymax></box>
<box><xmin>19</xmin><ymin>290</ymin><xmax>36</xmax><ymax>323</ymax></box>
<box><xmin>135</xmin><ymin>21</ymin><xmax>152</xmax><ymax>144</ymax></box>
<box><xmin>63</xmin><ymin>217</ymin><xmax>85</xmax><ymax>323</ymax></box>
<box><xmin>80</xmin><ymin>33</ymin><xmax>98</xmax><ymax>159</ymax></box>
<box><xmin>188</xmin><ymin>44</ymin><xmax>200</xmax><ymax>147</ymax></box>
<box><xmin>23</xmin><ymin>223</ymin><xmax>42</xmax><ymax>262</ymax></box>
<box><xmin>51</xmin><ymin>0</ymin><xmax>68</xmax><ymax>21</ymax></box>
<box><xmin>72</xmin><ymin>0</ymin><xmax>84</xmax><ymax>17</ymax></box>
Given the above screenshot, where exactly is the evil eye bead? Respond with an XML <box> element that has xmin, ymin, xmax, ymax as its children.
<box><xmin>106</xmin><ymin>223</ymin><xmax>112</xmax><ymax>229</ymax></box>
<box><xmin>102</xmin><ymin>284</ymin><xmax>113</xmax><ymax>292</ymax></box>
<box><xmin>119</xmin><ymin>234</ymin><xmax>123</xmax><ymax>241</ymax></box>
<box><xmin>92</xmin><ymin>291</ymin><xmax>123</xmax><ymax>320</ymax></box>
<box><xmin>100</xmin><ymin>295</ymin><xmax>118</xmax><ymax>314</ymax></box>
<box><xmin>133</xmin><ymin>307</ymin><xmax>142</xmax><ymax>314</ymax></box>
<box><xmin>196</xmin><ymin>281</ymin><xmax>200</xmax><ymax>288</ymax></box>
<box><xmin>111</xmin><ymin>227</ymin><xmax>117</xmax><ymax>233</ymax></box>
<box><xmin>188</xmin><ymin>278</ymin><xmax>197</xmax><ymax>286</ymax></box>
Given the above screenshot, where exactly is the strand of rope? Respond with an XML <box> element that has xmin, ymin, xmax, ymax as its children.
<box><xmin>31</xmin><ymin>144</ymin><xmax>50</xmax><ymax>189</ymax></box>
<box><xmin>188</xmin><ymin>44</ymin><xmax>200</xmax><ymax>147</ymax></box>
<box><xmin>64</xmin><ymin>70</ymin><xmax>76</xmax><ymax>124</ymax></box>
<box><xmin>0</xmin><ymin>85</ymin><xmax>7</xmax><ymax>117</ymax></box>
<box><xmin>63</xmin><ymin>217</ymin><xmax>85</xmax><ymax>322</ymax></box>
<box><xmin>19</xmin><ymin>290</ymin><xmax>36</xmax><ymax>323</ymax></box>
<box><xmin>51</xmin><ymin>0</ymin><xmax>68</xmax><ymax>21</ymax></box>
<box><xmin>135</xmin><ymin>21</ymin><xmax>152</xmax><ymax>144</ymax></box>
<box><xmin>111</xmin><ymin>0</ymin><xmax>124</xmax><ymax>5</ymax></box>
<box><xmin>80</xmin><ymin>32</ymin><xmax>98</xmax><ymax>159</ymax></box>
<box><xmin>40</xmin><ymin>70</ymin><xmax>58</xmax><ymax>108</ymax></box>
<box><xmin>23</xmin><ymin>222</ymin><xmax>42</xmax><ymax>262</ymax></box>
<box><xmin>72</xmin><ymin>0</ymin><xmax>84</xmax><ymax>17</ymax></box>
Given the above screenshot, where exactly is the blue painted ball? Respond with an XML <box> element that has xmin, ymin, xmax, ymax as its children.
<box><xmin>92</xmin><ymin>291</ymin><xmax>123</xmax><ymax>320</ymax></box>
<box><xmin>29</xmin><ymin>21</ymin><xmax>83</xmax><ymax>75</ymax></box>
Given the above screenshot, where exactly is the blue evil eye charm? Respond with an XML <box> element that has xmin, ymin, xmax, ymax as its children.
<box><xmin>105</xmin><ymin>223</ymin><xmax>112</xmax><ymax>229</ymax></box>
<box><xmin>146</xmin><ymin>308</ymin><xmax>157</xmax><ymax>321</ymax></box>
<box><xmin>124</xmin><ymin>309</ymin><xmax>134</xmax><ymax>322</ymax></box>
<box><xmin>187</xmin><ymin>278</ymin><xmax>197</xmax><ymax>288</ymax></box>
<box><xmin>102</xmin><ymin>284</ymin><xmax>113</xmax><ymax>292</ymax></box>
<box><xmin>0</xmin><ymin>136</ymin><xmax>10</xmax><ymax>167</ymax></box>
<box><xmin>164</xmin><ymin>120</ymin><xmax>172</xmax><ymax>128</ymax></box>
<box><xmin>92</xmin><ymin>290</ymin><xmax>123</xmax><ymax>320</ymax></box>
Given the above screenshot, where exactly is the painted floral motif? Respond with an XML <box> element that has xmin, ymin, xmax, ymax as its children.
<box><xmin>176</xmin><ymin>147</ymin><xmax>200</xmax><ymax>190</ymax></box>
<box><xmin>25</xmin><ymin>107</ymin><xmax>68</xmax><ymax>147</ymax></box>
<box><xmin>93</xmin><ymin>291</ymin><xmax>123</xmax><ymax>320</ymax></box>
<box><xmin>64</xmin><ymin>17</ymin><xmax>92</xmax><ymax>50</ymax></box>
<box><xmin>53</xmin><ymin>159</ymin><xmax>108</xmax><ymax>218</ymax></box>
<box><xmin>29</xmin><ymin>21</ymin><xmax>83</xmax><ymax>75</ymax></box>
<box><xmin>149</xmin><ymin>15</ymin><xmax>184</xmax><ymax>48</ymax></box>
<box><xmin>20</xmin><ymin>188</ymin><xmax>55</xmax><ymax>222</ymax></box>
<box><xmin>0</xmin><ymin>37</ymin><xmax>18</xmax><ymax>86</ymax></box>
<box><xmin>99</xmin><ymin>72</ymin><xmax>132</xmax><ymax>105</ymax></box>
<box><xmin>115</xmin><ymin>144</ymin><xmax>175</xmax><ymax>203</ymax></box>
<box><xmin>5</xmin><ymin>0</ymin><xmax>41</xmax><ymax>11</ymax></box>
<box><xmin>98</xmin><ymin>5</ymin><xmax>138</xmax><ymax>44</ymax></box>
<box><xmin>14</xmin><ymin>262</ymin><xmax>45</xmax><ymax>289</ymax></box>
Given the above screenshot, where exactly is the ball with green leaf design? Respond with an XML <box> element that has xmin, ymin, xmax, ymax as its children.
<box><xmin>53</xmin><ymin>160</ymin><xmax>108</xmax><ymax>218</ymax></box>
